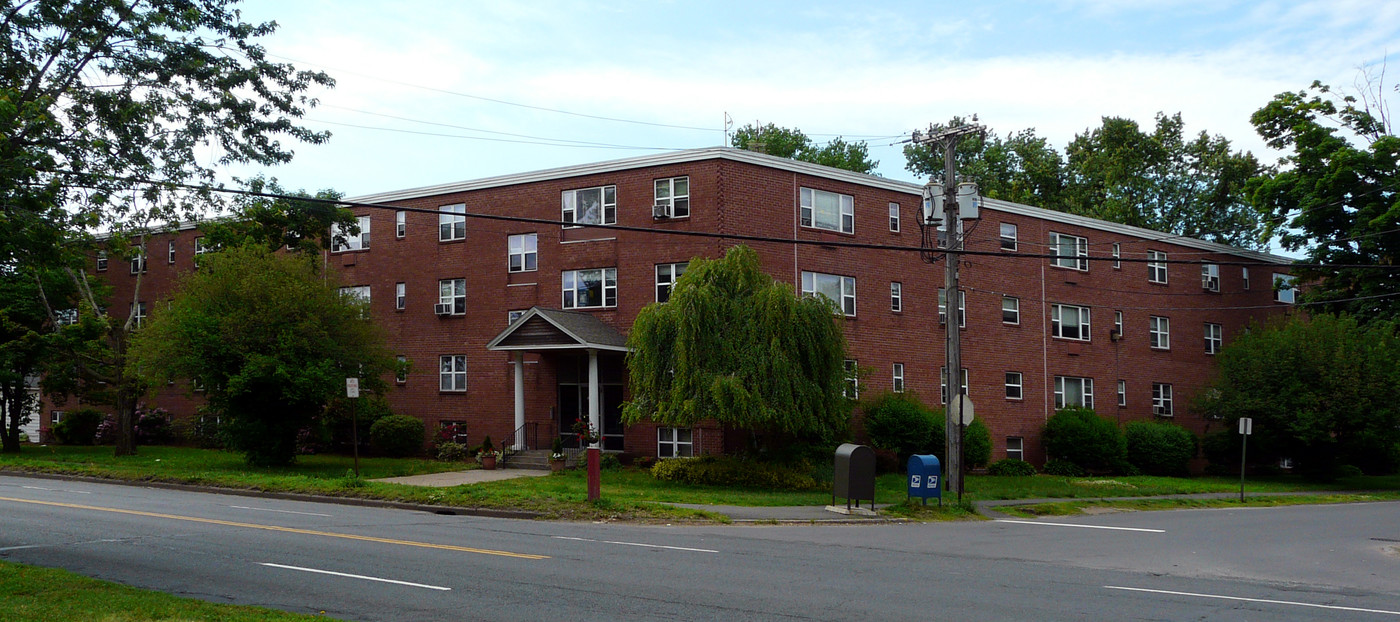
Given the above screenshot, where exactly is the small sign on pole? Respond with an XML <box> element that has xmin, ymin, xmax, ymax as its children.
<box><xmin>346</xmin><ymin>377</ymin><xmax>360</xmax><ymax>477</ymax></box>
<box><xmin>345</xmin><ymin>377</ymin><xmax>360</xmax><ymax>399</ymax></box>
<box><xmin>1238</xmin><ymin>417</ymin><xmax>1252</xmax><ymax>501</ymax></box>
<box><xmin>1238</xmin><ymin>417</ymin><xmax>1253</xmax><ymax>435</ymax></box>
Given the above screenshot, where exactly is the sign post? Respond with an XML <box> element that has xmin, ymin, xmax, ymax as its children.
<box><xmin>1238</xmin><ymin>417</ymin><xmax>1252</xmax><ymax>502</ymax></box>
<box><xmin>346</xmin><ymin>378</ymin><xmax>360</xmax><ymax>478</ymax></box>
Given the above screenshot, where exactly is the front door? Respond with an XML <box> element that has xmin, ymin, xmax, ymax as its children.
<box><xmin>556</xmin><ymin>353</ymin><xmax>625</xmax><ymax>451</ymax></box>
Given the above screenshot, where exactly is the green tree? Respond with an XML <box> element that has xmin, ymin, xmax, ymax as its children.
<box><xmin>731</xmin><ymin>123</ymin><xmax>879</xmax><ymax>174</ymax></box>
<box><xmin>904</xmin><ymin>120</ymin><xmax>1066</xmax><ymax>208</ymax></box>
<box><xmin>0</xmin><ymin>267</ymin><xmax>63</xmax><ymax>452</ymax></box>
<box><xmin>1248</xmin><ymin>81</ymin><xmax>1400</xmax><ymax>320</ymax></box>
<box><xmin>130</xmin><ymin>245</ymin><xmax>394</xmax><ymax>466</ymax></box>
<box><xmin>1197</xmin><ymin>314</ymin><xmax>1400</xmax><ymax>476</ymax></box>
<box><xmin>2</xmin><ymin>0</ymin><xmax>333</xmax><ymax>455</ymax></box>
<box><xmin>622</xmin><ymin>245</ymin><xmax>850</xmax><ymax>449</ymax></box>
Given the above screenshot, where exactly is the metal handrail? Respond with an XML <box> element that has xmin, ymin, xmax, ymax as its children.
<box><xmin>511</xmin><ymin>421</ymin><xmax>539</xmax><ymax>451</ymax></box>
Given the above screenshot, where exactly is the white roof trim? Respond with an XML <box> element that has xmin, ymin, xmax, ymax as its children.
<box><xmin>484</xmin><ymin>307</ymin><xmax>630</xmax><ymax>352</ymax></box>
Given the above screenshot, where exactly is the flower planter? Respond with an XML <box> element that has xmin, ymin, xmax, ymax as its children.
<box><xmin>549</xmin><ymin>459</ymin><xmax>566</xmax><ymax>472</ymax></box>
<box><xmin>480</xmin><ymin>455</ymin><xmax>497</xmax><ymax>470</ymax></box>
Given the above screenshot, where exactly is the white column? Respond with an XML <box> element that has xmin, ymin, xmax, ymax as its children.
<box><xmin>588</xmin><ymin>348</ymin><xmax>600</xmax><ymax>449</ymax></box>
<box><xmin>513</xmin><ymin>352</ymin><xmax>525</xmax><ymax>449</ymax></box>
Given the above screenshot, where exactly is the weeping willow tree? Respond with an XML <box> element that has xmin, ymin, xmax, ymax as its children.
<box><xmin>621</xmin><ymin>245</ymin><xmax>851</xmax><ymax>449</ymax></box>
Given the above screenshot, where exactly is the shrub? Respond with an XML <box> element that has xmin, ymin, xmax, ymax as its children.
<box><xmin>964</xmin><ymin>419</ymin><xmax>991</xmax><ymax>469</ymax></box>
<box><xmin>860</xmin><ymin>392</ymin><xmax>938</xmax><ymax>460</ymax></box>
<box><xmin>369</xmin><ymin>415</ymin><xmax>425</xmax><ymax>458</ymax></box>
<box><xmin>1334</xmin><ymin>464</ymin><xmax>1365</xmax><ymax>479</ymax></box>
<box><xmin>1043</xmin><ymin>458</ymin><xmax>1087</xmax><ymax>477</ymax></box>
<box><xmin>986</xmin><ymin>458</ymin><xmax>1036</xmax><ymax>476</ymax></box>
<box><xmin>650</xmin><ymin>456</ymin><xmax>819</xmax><ymax>490</ymax></box>
<box><xmin>95</xmin><ymin>414</ymin><xmax>118</xmax><ymax>444</ymax></box>
<box><xmin>1042</xmin><ymin>407</ymin><xmax>1126</xmax><ymax>472</ymax></box>
<box><xmin>1125</xmin><ymin>420</ymin><xmax>1197</xmax><ymax>476</ymax></box>
<box><xmin>53</xmin><ymin>408</ymin><xmax>104</xmax><ymax>445</ymax></box>
<box><xmin>599</xmin><ymin>453</ymin><xmax>623</xmax><ymax>470</ymax></box>
<box><xmin>18</xmin><ymin>432</ymin><xmax>28</xmax><ymax>443</ymax></box>
<box><xmin>135</xmin><ymin>407</ymin><xmax>175</xmax><ymax>445</ymax></box>
<box><xmin>323</xmin><ymin>396</ymin><xmax>392</xmax><ymax>453</ymax></box>
<box><xmin>436</xmin><ymin>442</ymin><xmax>469</xmax><ymax>462</ymax></box>
<box><xmin>189</xmin><ymin>412</ymin><xmax>225</xmax><ymax>449</ymax></box>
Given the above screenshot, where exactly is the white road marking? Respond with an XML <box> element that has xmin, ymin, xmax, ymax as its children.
<box><xmin>228</xmin><ymin>505</ymin><xmax>332</xmax><ymax>517</ymax></box>
<box><xmin>23</xmin><ymin>486</ymin><xmax>90</xmax><ymax>494</ymax></box>
<box><xmin>994</xmin><ymin>519</ymin><xmax>1164</xmax><ymax>533</ymax></box>
<box><xmin>1105</xmin><ymin>586</ymin><xmax>1400</xmax><ymax>616</ymax></box>
<box><xmin>0</xmin><ymin>545</ymin><xmax>45</xmax><ymax>552</ymax></box>
<box><xmin>259</xmin><ymin>563</ymin><xmax>450</xmax><ymax>591</ymax></box>
<box><xmin>551</xmin><ymin>535</ymin><xmax>719</xmax><ymax>553</ymax></box>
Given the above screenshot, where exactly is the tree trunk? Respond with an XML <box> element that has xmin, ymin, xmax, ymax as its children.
<box><xmin>1</xmin><ymin>386</ymin><xmax>20</xmax><ymax>454</ymax></box>
<box><xmin>110</xmin><ymin>329</ymin><xmax>138</xmax><ymax>457</ymax></box>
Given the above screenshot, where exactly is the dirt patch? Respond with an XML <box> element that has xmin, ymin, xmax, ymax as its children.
<box><xmin>1384</xmin><ymin>545</ymin><xmax>1400</xmax><ymax>559</ymax></box>
<box><xmin>1080</xmin><ymin>506</ymin><xmax>1128</xmax><ymax>515</ymax></box>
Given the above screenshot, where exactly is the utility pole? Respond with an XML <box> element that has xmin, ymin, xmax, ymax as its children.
<box><xmin>911</xmin><ymin>121</ymin><xmax>984</xmax><ymax>502</ymax></box>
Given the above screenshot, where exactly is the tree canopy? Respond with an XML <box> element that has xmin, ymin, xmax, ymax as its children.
<box><xmin>731</xmin><ymin>123</ymin><xmax>879</xmax><ymax>174</ymax></box>
<box><xmin>1248</xmin><ymin>81</ymin><xmax>1400</xmax><ymax>320</ymax></box>
<box><xmin>621</xmin><ymin>245</ymin><xmax>850</xmax><ymax>447</ymax></box>
<box><xmin>130</xmin><ymin>245</ymin><xmax>394</xmax><ymax>466</ymax></box>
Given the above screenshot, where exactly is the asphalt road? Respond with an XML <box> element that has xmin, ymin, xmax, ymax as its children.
<box><xmin>1</xmin><ymin>474</ymin><xmax>1397</xmax><ymax>621</ymax></box>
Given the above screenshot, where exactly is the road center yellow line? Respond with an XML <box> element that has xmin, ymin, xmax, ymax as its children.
<box><xmin>0</xmin><ymin>495</ymin><xmax>548</xmax><ymax>560</ymax></box>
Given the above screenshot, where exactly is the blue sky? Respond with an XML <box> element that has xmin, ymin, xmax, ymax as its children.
<box><xmin>227</xmin><ymin>0</ymin><xmax>1400</xmax><ymax>198</ymax></box>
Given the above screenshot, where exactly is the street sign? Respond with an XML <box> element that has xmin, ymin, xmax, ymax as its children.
<box><xmin>949</xmin><ymin>395</ymin><xmax>974</xmax><ymax>425</ymax></box>
<box><xmin>345</xmin><ymin>377</ymin><xmax>359</xmax><ymax>399</ymax></box>
<box><xmin>1238</xmin><ymin>417</ymin><xmax>1252</xmax><ymax>435</ymax></box>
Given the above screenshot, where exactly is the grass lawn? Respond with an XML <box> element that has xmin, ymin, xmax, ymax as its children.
<box><xmin>997</xmin><ymin>492</ymin><xmax>1400</xmax><ymax>518</ymax></box>
<box><xmin>0</xmin><ymin>560</ymin><xmax>334</xmax><ymax>621</ymax></box>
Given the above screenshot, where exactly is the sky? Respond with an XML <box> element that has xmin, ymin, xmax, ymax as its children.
<box><xmin>226</xmin><ymin>0</ymin><xmax>1400</xmax><ymax>200</ymax></box>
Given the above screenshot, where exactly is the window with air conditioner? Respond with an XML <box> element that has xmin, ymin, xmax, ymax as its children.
<box><xmin>654</xmin><ymin>177</ymin><xmax>689</xmax><ymax>219</ymax></box>
<box><xmin>438</xmin><ymin>279</ymin><xmax>466</xmax><ymax>315</ymax></box>
<box><xmin>1201</xmin><ymin>263</ymin><xmax>1220</xmax><ymax>292</ymax></box>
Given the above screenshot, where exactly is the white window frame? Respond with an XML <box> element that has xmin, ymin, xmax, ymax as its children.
<box><xmin>800</xmin><ymin>187</ymin><xmax>854</xmax><ymax>234</ymax></box>
<box><xmin>332</xmin><ymin>215</ymin><xmax>371</xmax><ymax>253</ymax></box>
<box><xmin>657</xmin><ymin>427</ymin><xmax>694</xmax><ymax>458</ymax></box>
<box><xmin>1050</xmin><ymin>303</ymin><xmax>1091</xmax><ymax>341</ymax></box>
<box><xmin>1152</xmin><ymin>383</ymin><xmax>1174</xmax><ymax>416</ymax></box>
<box><xmin>167</xmin><ymin>241</ymin><xmax>176</xmax><ymax>264</ymax></box>
<box><xmin>801</xmin><ymin>271</ymin><xmax>856</xmax><ymax>316</ymax></box>
<box><xmin>1149</xmin><ymin>315</ymin><xmax>1170</xmax><ymax>350</ymax></box>
<box><xmin>562</xmin><ymin>185</ymin><xmax>617</xmax><ymax>226</ymax></box>
<box><xmin>439</xmin><ymin>355</ymin><xmax>467</xmax><ymax>392</ymax></box>
<box><xmin>439</xmin><ymin>203</ymin><xmax>466</xmax><ymax>242</ymax></box>
<box><xmin>1053</xmin><ymin>376</ymin><xmax>1094</xmax><ymax>410</ymax></box>
<box><xmin>656</xmin><ymin>262</ymin><xmax>688</xmax><ymax>303</ymax></box>
<box><xmin>1242</xmin><ymin>267</ymin><xmax>1250</xmax><ymax>291</ymax></box>
<box><xmin>395</xmin><ymin>355</ymin><xmax>407</xmax><ymax>384</ymax></box>
<box><xmin>507</xmin><ymin>309</ymin><xmax>527</xmax><ymax>324</ymax></box>
<box><xmin>1002</xmin><ymin>296</ymin><xmax>1020</xmax><ymax>325</ymax></box>
<box><xmin>939</xmin><ymin>288</ymin><xmax>966</xmax><ymax>327</ymax></box>
<box><xmin>1148</xmin><ymin>250</ymin><xmax>1168</xmax><ymax>284</ymax></box>
<box><xmin>395</xmin><ymin>282</ymin><xmax>405</xmax><ymax>311</ymax></box>
<box><xmin>1273</xmin><ymin>274</ymin><xmax>1296</xmax><ymax>304</ymax></box>
<box><xmin>96</xmin><ymin>251</ymin><xmax>108</xmax><ymax>272</ymax></box>
<box><xmin>1114</xmin><ymin>310</ymin><xmax>1124</xmax><ymax>337</ymax></box>
<box><xmin>1112</xmin><ymin>242</ymin><xmax>1121</xmax><ymax>269</ymax></box>
<box><xmin>194</xmin><ymin>237</ymin><xmax>214</xmax><ymax>255</ymax></box>
<box><xmin>889</xmin><ymin>202</ymin><xmax>900</xmax><ymax>232</ymax></box>
<box><xmin>1005</xmin><ymin>372</ymin><xmax>1023</xmax><ymax>400</ymax></box>
<box><xmin>1117</xmin><ymin>379</ymin><xmax>1127</xmax><ymax>407</ymax></box>
<box><xmin>940</xmin><ymin>367</ymin><xmax>969</xmax><ymax>405</ymax></box>
<box><xmin>339</xmin><ymin>285</ymin><xmax>370</xmax><ymax>303</ymax></box>
<box><xmin>1201</xmin><ymin>263</ymin><xmax>1220</xmax><ymax>292</ymax></box>
<box><xmin>563</xmin><ymin>268</ymin><xmax>618</xmax><ymax>309</ymax></box>
<box><xmin>890</xmin><ymin>282</ymin><xmax>902</xmax><ymax>313</ymax></box>
<box><xmin>438</xmin><ymin>278</ymin><xmax>466</xmax><ymax>315</ymax></box>
<box><xmin>129</xmin><ymin>251</ymin><xmax>147</xmax><ymax>274</ymax></box>
<box><xmin>1205</xmin><ymin>322</ymin><xmax>1222</xmax><ymax>355</ymax></box>
<box><xmin>508</xmin><ymin>233</ymin><xmax>538</xmax><ymax>273</ymax></box>
<box><xmin>1000</xmin><ymin>223</ymin><xmax>1018</xmax><ymax>251</ymax></box>
<box><xmin>892</xmin><ymin>363</ymin><xmax>905</xmax><ymax>393</ymax></box>
<box><xmin>1049</xmin><ymin>232</ymin><xmax>1088</xmax><ymax>271</ymax></box>
<box><xmin>130</xmin><ymin>301</ymin><xmax>146</xmax><ymax>329</ymax></box>
<box><xmin>654</xmin><ymin>177</ymin><xmax>690</xmax><ymax>219</ymax></box>
<box><xmin>844</xmin><ymin>359</ymin><xmax>859</xmax><ymax>399</ymax></box>
<box><xmin>1006</xmin><ymin>437</ymin><xmax>1024</xmax><ymax>461</ymax></box>
<box><xmin>396</xmin><ymin>211</ymin><xmax>406</xmax><ymax>238</ymax></box>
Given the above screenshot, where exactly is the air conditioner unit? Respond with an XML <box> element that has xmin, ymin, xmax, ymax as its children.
<box><xmin>1202</xmin><ymin>276</ymin><xmax>1219</xmax><ymax>292</ymax></box>
<box><xmin>653</xmin><ymin>202</ymin><xmax>670</xmax><ymax>219</ymax></box>
<box><xmin>434</xmin><ymin>303</ymin><xmax>452</xmax><ymax>316</ymax></box>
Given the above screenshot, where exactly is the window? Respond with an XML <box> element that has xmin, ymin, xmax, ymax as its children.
<box><xmin>1004</xmin><ymin>372</ymin><xmax>1023</xmax><ymax>400</ymax></box>
<box><xmin>1049</xmin><ymin>232</ymin><xmax>1088</xmax><ymax>270</ymax></box>
<box><xmin>889</xmin><ymin>202</ymin><xmax>900</xmax><ymax>232</ymax></box>
<box><xmin>396</xmin><ymin>211</ymin><xmax>406</xmax><ymax>238</ymax></box>
<box><xmin>508</xmin><ymin>233</ymin><xmax>538</xmax><ymax>272</ymax></box>
<box><xmin>890</xmin><ymin>282</ymin><xmax>903</xmax><ymax>312</ymax></box>
<box><xmin>96</xmin><ymin>251</ymin><xmax>108</xmax><ymax>272</ymax></box>
<box><xmin>801</xmin><ymin>271</ymin><xmax>856</xmax><ymax>316</ymax></box>
<box><xmin>1006</xmin><ymin>437</ymin><xmax>1024</xmax><ymax>461</ymax></box>
<box><xmin>1112</xmin><ymin>242</ymin><xmax>1121</xmax><ymax>269</ymax></box>
<box><xmin>130</xmin><ymin>301</ymin><xmax>146</xmax><ymax>329</ymax></box>
<box><xmin>656</xmin><ymin>263</ymin><xmax>688</xmax><ymax>303</ymax></box>
<box><xmin>168</xmin><ymin>241</ymin><xmax>176</xmax><ymax>264</ymax></box>
<box><xmin>658</xmin><ymin>427</ymin><xmax>693</xmax><ymax>458</ymax></box>
<box><xmin>1273</xmin><ymin>274</ymin><xmax>1296</xmax><ymax>304</ymax></box>
<box><xmin>1205</xmin><ymin>322</ymin><xmax>1222</xmax><ymax>354</ymax></box>
<box><xmin>1201</xmin><ymin>263</ymin><xmax>1220</xmax><ymax>292</ymax></box>
<box><xmin>194</xmin><ymin>237</ymin><xmax>213</xmax><ymax>255</ymax></box>
<box><xmin>438</xmin><ymin>279</ymin><xmax>466</xmax><ymax>315</ymax></box>
<box><xmin>654</xmin><ymin>177</ymin><xmax>690</xmax><ymax>218</ymax></box>
<box><xmin>1002</xmin><ymin>296</ymin><xmax>1020</xmax><ymax>325</ymax></box>
<box><xmin>892</xmin><ymin>363</ymin><xmax>905</xmax><ymax>393</ymax></box>
<box><xmin>844</xmin><ymin>359</ymin><xmax>859</xmax><ymax>399</ymax></box>
<box><xmin>439</xmin><ymin>204</ymin><xmax>466</xmax><ymax>241</ymax></box>
<box><xmin>1152</xmin><ymin>383</ymin><xmax>1174</xmax><ymax>416</ymax></box>
<box><xmin>1147</xmin><ymin>250</ymin><xmax>1168</xmax><ymax>284</ymax></box>
<box><xmin>938</xmin><ymin>288</ymin><xmax>965</xmax><ymax>327</ymax></box>
<box><xmin>332</xmin><ymin>215</ymin><xmax>370</xmax><ymax>252</ymax></box>
<box><xmin>1117</xmin><ymin>380</ymin><xmax>1127</xmax><ymax>407</ymax></box>
<box><xmin>507</xmin><ymin>309</ymin><xmax>526</xmax><ymax>324</ymax></box>
<box><xmin>940</xmin><ymin>367</ymin><xmax>969</xmax><ymax>404</ymax></box>
<box><xmin>129</xmin><ymin>251</ymin><xmax>147</xmax><ymax>274</ymax></box>
<box><xmin>935</xmin><ymin>218</ymin><xmax>963</xmax><ymax>249</ymax></box>
<box><xmin>439</xmin><ymin>355</ymin><xmax>467</xmax><ymax>392</ymax></box>
<box><xmin>1114</xmin><ymin>310</ymin><xmax>1124</xmax><ymax>337</ymax></box>
<box><xmin>55</xmin><ymin>308</ymin><xmax>78</xmax><ymax>326</ymax></box>
<box><xmin>800</xmin><ymin>187</ymin><xmax>854</xmax><ymax>234</ymax></box>
<box><xmin>1000</xmin><ymin>223</ymin><xmax>1018</xmax><ymax>251</ymax></box>
<box><xmin>563</xmin><ymin>268</ymin><xmax>617</xmax><ymax>309</ymax></box>
<box><xmin>1149</xmin><ymin>315</ymin><xmax>1170</xmax><ymax>350</ymax></box>
<box><xmin>395</xmin><ymin>355</ymin><xmax>407</xmax><ymax>384</ymax></box>
<box><xmin>1242</xmin><ymin>267</ymin><xmax>1250</xmax><ymax>291</ymax></box>
<box><xmin>339</xmin><ymin>285</ymin><xmax>370</xmax><ymax>304</ymax></box>
<box><xmin>562</xmin><ymin>185</ymin><xmax>616</xmax><ymax>226</ymax></box>
<box><xmin>395</xmin><ymin>282</ymin><xmax>405</xmax><ymax>311</ymax></box>
<box><xmin>1053</xmin><ymin>376</ymin><xmax>1094</xmax><ymax>409</ymax></box>
<box><xmin>1051</xmin><ymin>303</ymin><xmax>1091</xmax><ymax>341</ymax></box>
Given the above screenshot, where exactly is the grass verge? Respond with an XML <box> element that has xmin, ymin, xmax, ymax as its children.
<box><xmin>997</xmin><ymin>492</ymin><xmax>1400</xmax><ymax>518</ymax></box>
<box><xmin>0</xmin><ymin>560</ymin><xmax>333</xmax><ymax>621</ymax></box>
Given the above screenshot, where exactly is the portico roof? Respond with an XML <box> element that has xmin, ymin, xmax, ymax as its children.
<box><xmin>485</xmin><ymin>307</ymin><xmax>630</xmax><ymax>352</ymax></box>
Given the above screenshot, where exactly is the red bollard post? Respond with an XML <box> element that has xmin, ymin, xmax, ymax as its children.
<box><xmin>586</xmin><ymin>447</ymin><xmax>601</xmax><ymax>501</ymax></box>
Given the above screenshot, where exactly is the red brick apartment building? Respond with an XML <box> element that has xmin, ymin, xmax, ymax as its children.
<box><xmin>73</xmin><ymin>147</ymin><xmax>1295</xmax><ymax>465</ymax></box>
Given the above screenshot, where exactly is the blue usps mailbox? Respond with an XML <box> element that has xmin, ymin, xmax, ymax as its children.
<box><xmin>907</xmin><ymin>454</ymin><xmax>942</xmax><ymax>506</ymax></box>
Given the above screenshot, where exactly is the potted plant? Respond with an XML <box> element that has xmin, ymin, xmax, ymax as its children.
<box><xmin>477</xmin><ymin>435</ymin><xmax>500</xmax><ymax>470</ymax></box>
<box><xmin>549</xmin><ymin>437</ymin><xmax>567</xmax><ymax>472</ymax></box>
